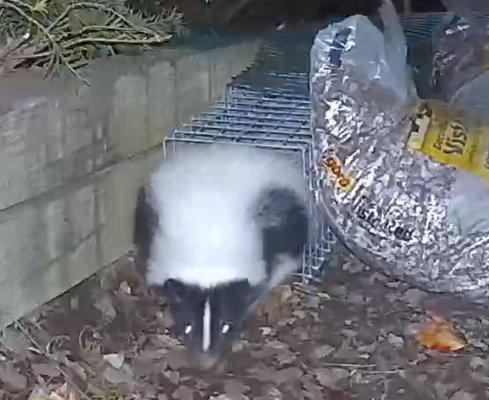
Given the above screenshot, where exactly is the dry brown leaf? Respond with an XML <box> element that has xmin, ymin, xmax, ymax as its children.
<box><xmin>173</xmin><ymin>385</ymin><xmax>194</xmax><ymax>400</ymax></box>
<box><xmin>415</xmin><ymin>315</ymin><xmax>466</xmax><ymax>352</ymax></box>
<box><xmin>28</xmin><ymin>387</ymin><xmax>50</xmax><ymax>400</ymax></box>
<box><xmin>314</xmin><ymin>368</ymin><xmax>349</xmax><ymax>389</ymax></box>
<box><xmin>276</xmin><ymin>350</ymin><xmax>297</xmax><ymax>367</ymax></box>
<box><xmin>164</xmin><ymin>370</ymin><xmax>180</xmax><ymax>385</ymax></box>
<box><xmin>0</xmin><ymin>362</ymin><xmax>28</xmax><ymax>391</ymax></box>
<box><xmin>0</xmin><ymin>328</ymin><xmax>31</xmax><ymax>358</ymax></box>
<box><xmin>31</xmin><ymin>363</ymin><xmax>61</xmax><ymax>379</ymax></box>
<box><xmin>327</xmin><ymin>389</ymin><xmax>351</xmax><ymax>400</ymax></box>
<box><xmin>265</xmin><ymin>387</ymin><xmax>283</xmax><ymax>400</ymax></box>
<box><xmin>65</xmin><ymin>361</ymin><xmax>87</xmax><ymax>382</ymax></box>
<box><xmin>93</xmin><ymin>294</ymin><xmax>117</xmax><ymax>322</ymax></box>
<box><xmin>259</xmin><ymin>327</ymin><xmax>274</xmax><ymax>336</ymax></box>
<box><xmin>250</xmin><ymin>347</ymin><xmax>278</xmax><ymax>360</ymax></box>
<box><xmin>450</xmin><ymin>390</ymin><xmax>475</xmax><ymax>400</ymax></box>
<box><xmin>249</xmin><ymin>366</ymin><xmax>302</xmax><ymax>385</ymax></box>
<box><xmin>311</xmin><ymin>344</ymin><xmax>335</xmax><ymax>360</ymax></box>
<box><xmin>164</xmin><ymin>349</ymin><xmax>190</xmax><ymax>370</ymax></box>
<box><xmin>402</xmin><ymin>289</ymin><xmax>427</xmax><ymax>308</ymax></box>
<box><xmin>132</xmin><ymin>351</ymin><xmax>166</xmax><ymax>378</ymax></box>
<box><xmin>29</xmin><ymin>383</ymin><xmax>76</xmax><ymax>400</ymax></box>
<box><xmin>224</xmin><ymin>379</ymin><xmax>250</xmax><ymax>397</ymax></box>
<box><xmin>103</xmin><ymin>366</ymin><xmax>134</xmax><ymax>385</ymax></box>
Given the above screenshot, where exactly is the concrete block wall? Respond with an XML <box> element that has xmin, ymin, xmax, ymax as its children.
<box><xmin>0</xmin><ymin>39</ymin><xmax>260</xmax><ymax>329</ymax></box>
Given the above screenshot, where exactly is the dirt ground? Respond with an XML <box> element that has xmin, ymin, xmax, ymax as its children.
<box><xmin>0</xmin><ymin>249</ymin><xmax>488</xmax><ymax>400</ymax></box>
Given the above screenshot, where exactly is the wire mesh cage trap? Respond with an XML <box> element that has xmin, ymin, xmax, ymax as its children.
<box><xmin>163</xmin><ymin>83</ymin><xmax>333</xmax><ymax>281</ymax></box>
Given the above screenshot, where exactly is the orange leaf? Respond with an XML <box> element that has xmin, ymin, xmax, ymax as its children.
<box><xmin>415</xmin><ymin>315</ymin><xmax>466</xmax><ymax>352</ymax></box>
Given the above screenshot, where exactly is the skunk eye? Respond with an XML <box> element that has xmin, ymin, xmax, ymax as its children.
<box><xmin>184</xmin><ymin>324</ymin><xmax>192</xmax><ymax>335</ymax></box>
<box><xmin>221</xmin><ymin>323</ymin><xmax>230</xmax><ymax>334</ymax></box>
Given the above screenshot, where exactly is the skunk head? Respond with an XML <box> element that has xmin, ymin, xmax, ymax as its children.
<box><xmin>152</xmin><ymin>278</ymin><xmax>261</xmax><ymax>367</ymax></box>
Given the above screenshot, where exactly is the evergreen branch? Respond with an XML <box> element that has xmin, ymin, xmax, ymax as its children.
<box><xmin>0</xmin><ymin>0</ymin><xmax>85</xmax><ymax>81</ymax></box>
<box><xmin>0</xmin><ymin>0</ymin><xmax>179</xmax><ymax>81</ymax></box>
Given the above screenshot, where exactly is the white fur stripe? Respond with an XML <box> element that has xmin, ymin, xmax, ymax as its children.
<box><xmin>203</xmin><ymin>298</ymin><xmax>211</xmax><ymax>352</ymax></box>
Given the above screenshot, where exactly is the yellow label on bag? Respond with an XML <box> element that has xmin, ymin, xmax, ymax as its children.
<box><xmin>322</xmin><ymin>155</ymin><xmax>356</xmax><ymax>192</ymax></box>
<box><xmin>408</xmin><ymin>101</ymin><xmax>489</xmax><ymax>182</ymax></box>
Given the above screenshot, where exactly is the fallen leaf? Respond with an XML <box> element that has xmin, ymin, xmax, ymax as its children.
<box><xmin>31</xmin><ymin>363</ymin><xmax>61</xmax><ymax>378</ymax></box>
<box><xmin>224</xmin><ymin>379</ymin><xmax>250</xmax><ymax>397</ymax></box>
<box><xmin>65</xmin><ymin>361</ymin><xmax>87</xmax><ymax>382</ymax></box>
<box><xmin>415</xmin><ymin>315</ymin><xmax>466</xmax><ymax>352</ymax></box>
<box><xmin>165</xmin><ymin>369</ymin><xmax>180</xmax><ymax>385</ymax></box>
<box><xmin>402</xmin><ymin>289</ymin><xmax>426</xmax><ymax>308</ymax></box>
<box><xmin>385</xmin><ymin>280</ymin><xmax>401</xmax><ymax>289</ymax></box>
<box><xmin>259</xmin><ymin>327</ymin><xmax>273</xmax><ymax>336</ymax></box>
<box><xmin>250</xmin><ymin>347</ymin><xmax>278</xmax><ymax>360</ymax></box>
<box><xmin>249</xmin><ymin>366</ymin><xmax>302</xmax><ymax>385</ymax></box>
<box><xmin>346</xmin><ymin>293</ymin><xmax>365</xmax><ymax>306</ymax></box>
<box><xmin>103</xmin><ymin>366</ymin><xmax>134</xmax><ymax>385</ymax></box>
<box><xmin>333</xmin><ymin>341</ymin><xmax>357</xmax><ymax>361</ymax></box>
<box><xmin>450</xmin><ymin>390</ymin><xmax>475</xmax><ymax>400</ymax></box>
<box><xmin>469</xmin><ymin>356</ymin><xmax>486</xmax><ymax>371</ymax></box>
<box><xmin>328</xmin><ymin>389</ymin><xmax>351</xmax><ymax>400</ymax></box>
<box><xmin>433</xmin><ymin>382</ymin><xmax>450</xmax><ymax>399</ymax></box>
<box><xmin>312</xmin><ymin>345</ymin><xmax>334</xmax><ymax>360</ymax></box>
<box><xmin>232</xmin><ymin>341</ymin><xmax>245</xmax><ymax>353</ymax></box>
<box><xmin>0</xmin><ymin>362</ymin><xmax>28</xmax><ymax>391</ymax></box>
<box><xmin>0</xmin><ymin>328</ymin><xmax>31</xmax><ymax>359</ymax></box>
<box><xmin>314</xmin><ymin>368</ymin><xmax>349</xmax><ymax>389</ymax></box>
<box><xmin>265</xmin><ymin>387</ymin><xmax>283</xmax><ymax>400</ymax></box>
<box><xmin>28</xmin><ymin>387</ymin><xmax>50</xmax><ymax>400</ymax></box>
<box><xmin>211</xmin><ymin>395</ymin><xmax>249</xmax><ymax>400</ymax></box>
<box><xmin>103</xmin><ymin>353</ymin><xmax>125</xmax><ymax>369</ymax></box>
<box><xmin>173</xmin><ymin>385</ymin><xmax>194</xmax><ymax>400</ymax></box>
<box><xmin>93</xmin><ymin>294</ymin><xmax>116</xmax><ymax>322</ymax></box>
<box><xmin>119</xmin><ymin>281</ymin><xmax>132</xmax><ymax>295</ymax></box>
<box><xmin>293</xmin><ymin>310</ymin><xmax>307</xmax><ymax>319</ymax></box>
<box><xmin>387</xmin><ymin>333</ymin><xmax>404</xmax><ymax>348</ymax></box>
<box><xmin>165</xmin><ymin>350</ymin><xmax>189</xmax><ymax>370</ymax></box>
<box><xmin>356</xmin><ymin>343</ymin><xmax>376</xmax><ymax>354</ymax></box>
<box><xmin>28</xmin><ymin>383</ymin><xmax>77</xmax><ymax>400</ymax></box>
<box><xmin>276</xmin><ymin>350</ymin><xmax>297</xmax><ymax>366</ymax></box>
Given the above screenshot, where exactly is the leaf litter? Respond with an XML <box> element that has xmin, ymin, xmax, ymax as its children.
<box><xmin>0</xmin><ymin>253</ymin><xmax>488</xmax><ymax>399</ymax></box>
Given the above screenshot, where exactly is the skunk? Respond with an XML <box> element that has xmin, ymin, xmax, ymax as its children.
<box><xmin>134</xmin><ymin>144</ymin><xmax>309</xmax><ymax>367</ymax></box>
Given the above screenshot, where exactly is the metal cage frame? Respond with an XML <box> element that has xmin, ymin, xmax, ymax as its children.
<box><xmin>163</xmin><ymin>84</ymin><xmax>332</xmax><ymax>280</ymax></box>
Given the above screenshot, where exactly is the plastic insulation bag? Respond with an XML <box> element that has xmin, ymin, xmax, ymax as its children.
<box><xmin>432</xmin><ymin>0</ymin><xmax>489</xmax><ymax>102</ymax></box>
<box><xmin>432</xmin><ymin>0</ymin><xmax>489</xmax><ymax>116</ymax></box>
<box><xmin>311</xmin><ymin>0</ymin><xmax>489</xmax><ymax>299</ymax></box>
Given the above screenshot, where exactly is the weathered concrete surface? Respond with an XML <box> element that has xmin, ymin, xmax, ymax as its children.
<box><xmin>0</xmin><ymin>39</ymin><xmax>260</xmax><ymax>329</ymax></box>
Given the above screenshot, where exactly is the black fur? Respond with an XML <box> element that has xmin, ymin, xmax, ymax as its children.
<box><xmin>133</xmin><ymin>185</ymin><xmax>159</xmax><ymax>276</ymax></box>
<box><xmin>253</xmin><ymin>187</ymin><xmax>309</xmax><ymax>277</ymax></box>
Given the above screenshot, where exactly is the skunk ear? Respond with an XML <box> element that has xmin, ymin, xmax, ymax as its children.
<box><xmin>162</xmin><ymin>279</ymin><xmax>186</xmax><ymax>303</ymax></box>
<box><xmin>149</xmin><ymin>279</ymin><xmax>185</xmax><ymax>302</ymax></box>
